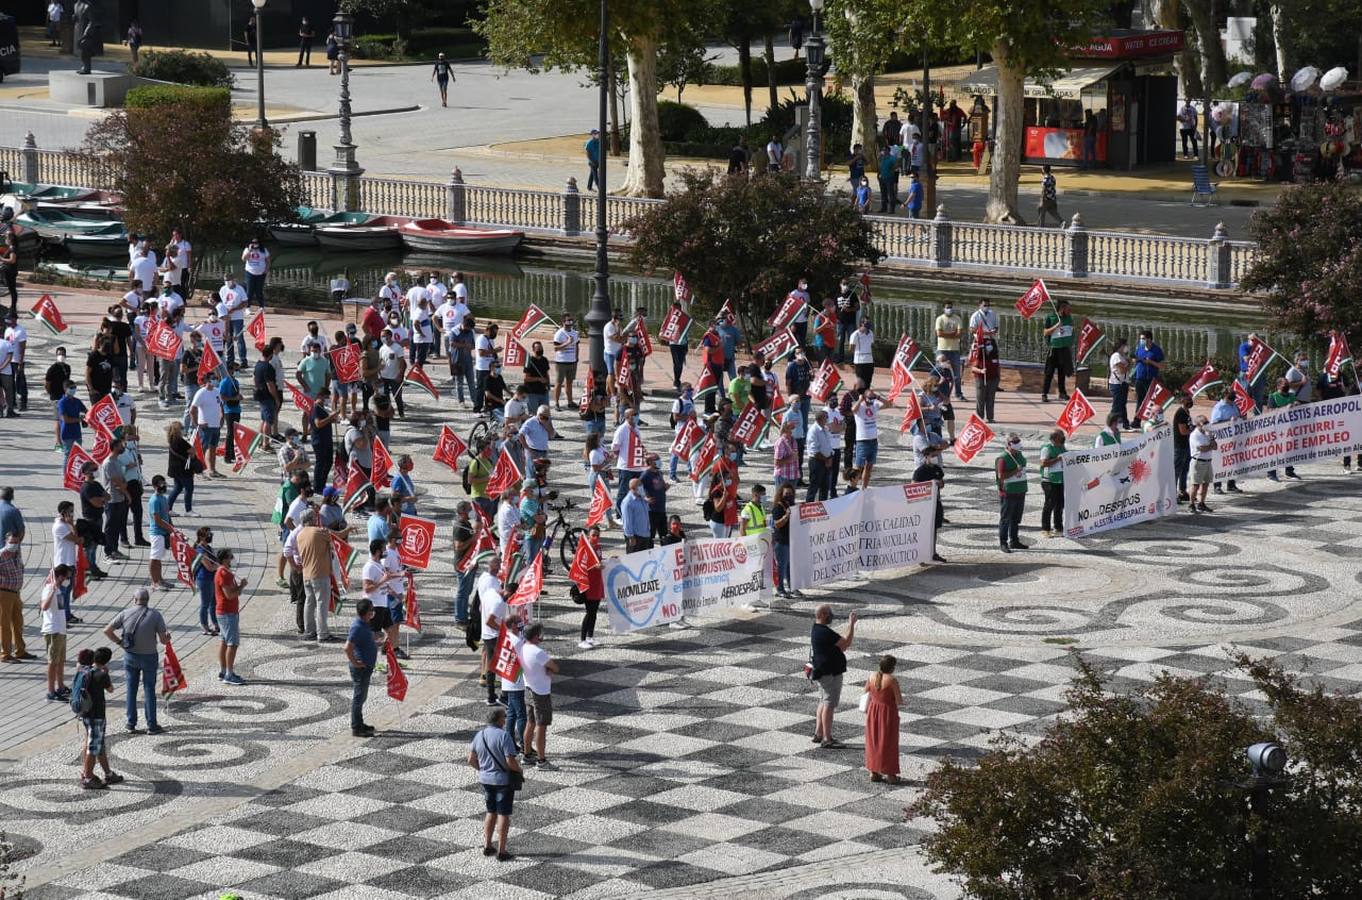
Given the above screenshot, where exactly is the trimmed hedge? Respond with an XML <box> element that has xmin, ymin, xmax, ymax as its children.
<box><xmin>657</xmin><ymin>101</ymin><xmax>709</xmax><ymax>142</ymax></box>
<box><xmin>131</xmin><ymin>49</ymin><xmax>234</xmax><ymax>88</ymax></box>
<box><xmin>350</xmin><ymin>28</ymin><xmax>483</xmax><ymax>61</ymax></box>
<box><xmin>126</xmin><ymin>85</ymin><xmax>232</xmax><ymax>115</ymax></box>
<box><xmin>703</xmin><ymin>56</ymin><xmax>808</xmax><ymax>87</ymax></box>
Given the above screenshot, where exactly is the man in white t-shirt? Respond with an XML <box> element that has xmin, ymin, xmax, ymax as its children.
<box><xmin>168</xmin><ymin>228</ymin><xmax>192</xmax><ymax>297</ymax></box>
<box><xmin>360</xmin><ymin>536</ymin><xmax>400</xmax><ymax>652</ymax></box>
<box><xmin>850</xmin><ymin>319</ymin><xmax>876</xmax><ymax>387</ymax></box>
<box><xmin>477</xmin><ymin>559</ymin><xmax>508</xmax><ymax>703</ymax></box>
<box><xmin>426</xmin><ymin>273</ymin><xmax>448</xmax><ymax>307</ymax></box>
<box><xmin>603</xmin><ymin>311</ymin><xmax>623</xmax><ymax>376</ymax></box>
<box><xmin>852</xmin><ymin>388</ymin><xmax>888</xmax><ymax>490</ymax></box>
<box><xmin>473</xmin><ymin>323</ymin><xmax>498</xmax><ymax>413</ymax></box>
<box><xmin>449</xmin><ymin>272</ymin><xmax>469</xmax><ymax>307</ymax></box>
<box><xmin>551</xmin><ymin>315</ymin><xmax>579</xmax><ymax>409</ymax></box>
<box><xmin>41</xmin><ymin>564</ymin><xmax>72</xmax><ymax>701</ymax></box>
<box><xmin>121</xmin><ymin>286</ymin><xmax>143</xmax><ymax>314</ymax></box>
<box><xmin>3</xmin><ymin>314</ymin><xmax>28</xmax><ymax>412</ymax></box>
<box><xmin>404</xmin><ymin>281</ymin><xmax>428</xmax><ymax>320</ymax></box>
<box><xmin>189</xmin><ymin>376</ymin><xmax>225</xmax><ymax>477</ymax></box>
<box><xmin>197</xmin><ymin>309</ymin><xmax>226</xmax><ymax>359</ymax></box>
<box><xmin>765</xmin><ymin>137</ymin><xmax>783</xmax><ymax>172</ymax></box>
<box><xmin>129</xmin><ymin>251</ymin><xmax>158</xmax><ymax>294</ymax></box>
<box><xmin>519</xmin><ymin>622</ymin><xmax>558</xmax><ymax>766</ymax></box>
<box><xmin>217</xmin><ymin>275</ymin><xmax>249</xmax><ymax>366</ymax></box>
<box><xmin>378</xmin><ymin>330</ymin><xmax>407</xmax><ymax>417</ymax></box>
<box><xmin>240</xmin><ymin>238</ymin><xmax>270</xmax><ymax>307</ymax></box>
<box><xmin>968</xmin><ymin>298</ymin><xmax>999</xmax><ymax>338</ymax></box>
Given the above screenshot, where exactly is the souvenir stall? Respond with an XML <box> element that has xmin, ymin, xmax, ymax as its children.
<box><xmin>1214</xmin><ymin>66</ymin><xmax>1359</xmax><ymax>182</ymax></box>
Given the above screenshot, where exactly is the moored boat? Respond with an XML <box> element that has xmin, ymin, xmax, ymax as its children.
<box><xmin>315</xmin><ymin>214</ymin><xmax>410</xmax><ymax>252</ymax></box>
<box><xmin>268</xmin><ymin>208</ymin><xmax>376</xmax><ymax>246</ymax></box>
<box><xmin>398</xmin><ymin>218</ymin><xmax>524</xmax><ymax>255</ymax></box>
<box><xmin>15</xmin><ymin>208</ymin><xmax>128</xmax><ymax>247</ymax></box>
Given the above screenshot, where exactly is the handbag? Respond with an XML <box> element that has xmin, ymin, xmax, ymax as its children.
<box><xmin>858</xmin><ymin>691</ymin><xmax>870</xmax><ymax>713</ymax></box>
<box><xmin>478</xmin><ymin>729</ymin><xmax>524</xmax><ymax>791</ymax></box>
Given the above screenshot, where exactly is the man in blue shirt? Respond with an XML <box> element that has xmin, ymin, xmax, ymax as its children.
<box><xmin>1238</xmin><ymin>331</ymin><xmax>1268</xmax><ymax>406</ymax></box>
<box><xmin>56</xmin><ymin>380</ymin><xmax>86</xmax><ymax>458</ymax></box>
<box><xmin>0</xmin><ymin>486</ymin><xmax>23</xmax><ymax>545</ymax></box>
<box><xmin>620</xmin><ymin>477</ymin><xmax>652</xmax><ymax>552</ymax></box>
<box><xmin>344</xmin><ymin>598</ymin><xmax>379</xmax><ymax>736</ymax></box>
<box><xmin>1131</xmin><ymin>330</ymin><xmax>1164</xmax><ymax>425</ymax></box>
<box><xmin>716</xmin><ymin>314</ymin><xmax>742</xmax><ymax>380</ymax></box>
<box><xmin>640</xmin><ymin>455</ymin><xmax>668</xmax><ymax>542</ymax></box>
<box><xmin>904</xmin><ymin>172</ymin><xmax>924</xmax><ymax>219</ymax></box>
<box><xmin>585</xmin><ymin>129</ymin><xmax>601</xmax><ymax>192</ymax></box>
<box><xmin>877</xmin><ymin>147</ymin><xmax>898</xmax><ymax>213</ymax></box>
<box><xmin>367</xmin><ymin>497</ymin><xmax>392</xmax><ymax>544</ymax></box>
<box><xmin>468</xmin><ymin>707</ymin><xmax>522</xmax><ymax>861</ymax></box>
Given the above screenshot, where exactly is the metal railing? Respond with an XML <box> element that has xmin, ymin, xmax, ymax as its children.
<box><xmin>4</xmin><ymin>135</ymin><xmax>1260</xmax><ymax>291</ymax></box>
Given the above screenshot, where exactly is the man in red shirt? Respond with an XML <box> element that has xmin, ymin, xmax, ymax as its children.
<box><xmin>361</xmin><ymin>298</ymin><xmax>385</xmax><ymax>343</ymax></box>
<box><xmin>214</xmin><ymin>549</ymin><xmax>248</xmax><ymax>685</ymax></box>
<box><xmin>700</xmin><ymin>322</ymin><xmax>724</xmax><ymax>415</ymax></box>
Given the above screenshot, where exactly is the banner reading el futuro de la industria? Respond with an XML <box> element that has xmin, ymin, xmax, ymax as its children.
<box><xmin>1207</xmin><ymin>396</ymin><xmax>1362</xmax><ymax>480</ymax></box>
<box><xmin>603</xmin><ymin>533</ymin><xmax>773</xmax><ymax>634</ymax></box>
<box><xmin>1061</xmin><ymin>424</ymin><xmax>1177</xmax><ymax>538</ymax></box>
<box><xmin>789</xmin><ymin>482</ymin><xmax>938</xmax><ymax>590</ymax></box>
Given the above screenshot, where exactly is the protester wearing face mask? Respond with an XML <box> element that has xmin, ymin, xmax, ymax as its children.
<box><xmin>1285</xmin><ymin>354</ymin><xmax>1312</xmax><ymax>403</ymax></box>
<box><xmin>1131</xmin><ymin>330</ymin><xmax>1164</xmax><ymax>425</ymax></box>
<box><xmin>911</xmin><ymin>441</ymin><xmax>947</xmax><ymax>562</ymax></box>
<box><xmin>995</xmin><ymin>433</ymin><xmax>1028</xmax><ymax>553</ymax></box>
<box><xmin>1188</xmin><ymin>416</ymin><xmax>1217</xmax><ymax>513</ymax></box>
<box><xmin>86</xmin><ymin>337</ymin><xmax>116</xmax><ymax>405</ymax></box>
<box><xmin>620</xmin><ymin>478</ymin><xmax>652</xmax><ymax>552</ymax></box>
<box><xmin>190</xmin><ymin>374</ymin><xmax>226</xmax><ymax>478</ymax></box>
<box><xmin>378</xmin><ymin>329</ymin><xmax>406</xmax><ymax>418</ymax></box>
<box><xmin>789</xmin><ymin>278</ymin><xmax>812</xmax><ymax>348</ymax></box>
<box><xmin>968</xmin><ymin>298</ymin><xmax>999</xmax><ymax>339</ymax></box>
<box><xmin>934</xmin><ymin>302</ymin><xmax>965</xmax><ymax>400</ymax></box>
<box><xmin>54</xmin><ymin>373</ymin><xmax>84</xmax><ymax>456</ymax></box>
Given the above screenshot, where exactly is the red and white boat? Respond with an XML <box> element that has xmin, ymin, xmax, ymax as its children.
<box><xmin>398</xmin><ymin>218</ymin><xmax>524</xmax><ymax>256</ymax></box>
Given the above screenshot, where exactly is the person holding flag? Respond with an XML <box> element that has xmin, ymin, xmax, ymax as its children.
<box><xmin>1040</xmin><ymin>300</ymin><xmax>1075</xmax><ymax>403</ymax></box>
<box><xmin>573</xmin><ymin>527</ymin><xmax>604</xmax><ymax>648</ymax></box>
<box><xmin>1132</xmin><ymin>330</ymin><xmax>1165</xmax><ymax>426</ymax></box>
<box><xmin>971</xmin><ymin>334</ymin><xmax>1000</xmax><ymax>423</ymax></box>
<box><xmin>1037</xmin><ymin>430</ymin><xmax>1066</xmax><ymax>538</ymax></box>
<box><xmin>699</xmin><ymin>321</ymin><xmax>724</xmax><ymax>413</ymax></box>
<box><xmin>1266</xmin><ymin>377</ymin><xmax>1301</xmax><ymax>482</ymax></box>
<box><xmin>995</xmin><ymin>432</ymin><xmax>1029</xmax><ymax>553</ymax></box>
<box><xmin>1108</xmin><ymin>337</ymin><xmax>1131</xmax><ymax>429</ymax></box>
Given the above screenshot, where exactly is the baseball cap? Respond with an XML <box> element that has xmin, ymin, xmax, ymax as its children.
<box><xmin>322</xmin><ymin>486</ymin><xmax>339</xmax><ymax>499</ymax></box>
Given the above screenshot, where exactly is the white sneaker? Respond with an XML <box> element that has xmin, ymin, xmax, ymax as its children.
<box><xmin>578</xmin><ymin>640</ymin><xmax>593</xmax><ymax>649</ymax></box>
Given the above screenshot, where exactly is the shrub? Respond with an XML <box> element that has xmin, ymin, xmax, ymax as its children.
<box><xmin>125</xmin><ymin>85</ymin><xmax>231</xmax><ymax>116</ymax></box>
<box><xmin>131</xmin><ymin>49</ymin><xmax>234</xmax><ymax>88</ymax></box>
<box><xmin>704</xmin><ymin>56</ymin><xmax>808</xmax><ymax>87</ymax></box>
<box><xmin>656</xmin><ymin>101</ymin><xmax>709</xmax><ymax>143</ymax></box>
<box><xmin>350</xmin><ymin>28</ymin><xmax>483</xmax><ymax>60</ymax></box>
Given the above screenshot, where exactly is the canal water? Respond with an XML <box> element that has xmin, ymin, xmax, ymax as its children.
<box><xmin>32</xmin><ymin>244</ymin><xmax>1283</xmax><ymax>375</ymax></box>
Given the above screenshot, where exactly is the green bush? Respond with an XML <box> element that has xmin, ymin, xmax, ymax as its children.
<box><xmin>350</xmin><ymin>28</ymin><xmax>483</xmax><ymax>60</ymax></box>
<box><xmin>125</xmin><ymin>85</ymin><xmax>232</xmax><ymax>116</ymax></box>
<box><xmin>704</xmin><ymin>56</ymin><xmax>808</xmax><ymax>87</ymax></box>
<box><xmin>131</xmin><ymin>50</ymin><xmax>234</xmax><ymax>88</ymax></box>
<box><xmin>657</xmin><ymin>101</ymin><xmax>709</xmax><ymax>143</ymax></box>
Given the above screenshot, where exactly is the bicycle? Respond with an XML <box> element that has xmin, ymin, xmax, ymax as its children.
<box><xmin>505</xmin><ymin>497</ymin><xmax>583</xmax><ymax>584</ymax></box>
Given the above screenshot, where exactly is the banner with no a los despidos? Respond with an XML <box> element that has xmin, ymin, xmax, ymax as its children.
<box><xmin>604</xmin><ymin>534</ymin><xmax>773</xmax><ymax>634</ymax></box>
<box><xmin>1207</xmin><ymin>396</ymin><xmax>1362</xmax><ymax>480</ymax></box>
<box><xmin>789</xmin><ymin>482</ymin><xmax>938</xmax><ymax>590</ymax></box>
<box><xmin>1061</xmin><ymin>424</ymin><xmax>1176</xmax><ymax>538</ymax></box>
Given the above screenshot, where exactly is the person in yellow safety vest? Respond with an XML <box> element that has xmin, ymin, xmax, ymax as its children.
<box><xmin>739</xmin><ymin>484</ymin><xmax>767</xmax><ymax>536</ymax></box>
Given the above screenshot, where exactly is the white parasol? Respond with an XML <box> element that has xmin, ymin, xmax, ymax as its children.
<box><xmin>1321</xmin><ymin>66</ymin><xmax>1349</xmax><ymax>92</ymax></box>
<box><xmin>1228</xmin><ymin>71</ymin><xmax>1253</xmax><ymax>89</ymax></box>
<box><xmin>1290</xmin><ymin>66</ymin><xmax>1321</xmax><ymax>92</ymax></box>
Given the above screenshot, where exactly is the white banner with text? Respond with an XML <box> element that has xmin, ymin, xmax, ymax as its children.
<box><xmin>1061</xmin><ymin>424</ymin><xmax>1176</xmax><ymax>538</ymax></box>
<box><xmin>604</xmin><ymin>534</ymin><xmax>773</xmax><ymax>633</ymax></box>
<box><xmin>1207</xmin><ymin>397</ymin><xmax>1362</xmax><ymax>480</ymax></box>
<box><xmin>789</xmin><ymin>482</ymin><xmax>938</xmax><ymax>589</ymax></box>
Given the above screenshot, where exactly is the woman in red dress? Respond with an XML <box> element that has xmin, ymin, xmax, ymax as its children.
<box><xmin>862</xmin><ymin>655</ymin><xmax>902</xmax><ymax>783</ymax></box>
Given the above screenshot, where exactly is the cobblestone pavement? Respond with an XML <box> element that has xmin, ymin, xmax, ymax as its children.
<box><xmin>2</xmin><ymin>287</ymin><xmax>1360</xmax><ymax>899</ymax></box>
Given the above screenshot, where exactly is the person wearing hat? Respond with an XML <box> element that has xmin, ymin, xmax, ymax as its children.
<box><xmin>432</xmin><ymin>52</ymin><xmax>455</xmax><ymax>107</ymax></box>
<box><xmin>585</xmin><ymin>128</ymin><xmax>601</xmax><ymax>192</ymax></box>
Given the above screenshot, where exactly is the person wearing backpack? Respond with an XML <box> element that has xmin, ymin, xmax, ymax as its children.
<box><xmin>103</xmin><ymin>587</ymin><xmax>170</xmax><ymax>735</ymax></box>
<box><xmin>72</xmin><ymin>646</ymin><xmax>124</xmax><ymax>790</ymax></box>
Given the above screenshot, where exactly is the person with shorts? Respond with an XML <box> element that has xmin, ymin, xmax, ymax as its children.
<box><xmin>551</xmin><ymin>314</ymin><xmax>579</xmax><ymax>410</ymax></box>
<box><xmin>190</xmin><ymin>373</ymin><xmax>224</xmax><ymax>478</ymax></box>
<box><xmin>76</xmin><ymin>647</ymin><xmax>125</xmax><ymax>790</ymax></box>
<box><xmin>214</xmin><ymin>549</ymin><xmax>247</xmax><ymax>685</ymax></box>
<box><xmin>254</xmin><ymin>344</ymin><xmax>281</xmax><ymax>442</ymax></box>
<box><xmin>362</xmin><ymin>538</ymin><xmax>403</xmax><ymax>649</ymax></box>
<box><xmin>468</xmin><ymin>707</ymin><xmax>522</xmax><ymax>861</ymax></box>
<box><xmin>1189</xmin><ymin>416</ymin><xmax>1218</xmax><ymax>514</ymax></box>
<box><xmin>432</xmin><ymin>52</ymin><xmax>455</xmax><ymax>107</ymax></box>
<box><xmin>851</xmin><ymin>385</ymin><xmax>888</xmax><ymax>490</ymax></box>
<box><xmin>809</xmin><ymin>604</ymin><xmax>856</xmax><ymax>749</ymax></box>
<box><xmin>519</xmin><ymin>622</ymin><xmax>558</xmax><ymax>767</ymax></box>
<box><xmin>42</xmin><ymin>565</ymin><xmax>72</xmax><ymax>702</ymax></box>
<box><xmin>145</xmin><ymin>475</ymin><xmax>172</xmax><ymax>589</ymax></box>
<box><xmin>478</xmin><ymin>559</ymin><xmax>509</xmax><ymax>705</ymax></box>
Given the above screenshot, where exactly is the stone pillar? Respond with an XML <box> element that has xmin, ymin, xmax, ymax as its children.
<box><xmin>22</xmin><ymin>132</ymin><xmax>39</xmax><ymax>185</ymax></box>
<box><xmin>1066</xmin><ymin>212</ymin><xmax>1089</xmax><ymax>279</ymax></box>
<box><xmin>447</xmin><ymin>168</ymin><xmax>466</xmax><ymax>226</ymax></box>
<box><xmin>563</xmin><ymin>177</ymin><xmax>581</xmax><ymax>236</ymax></box>
<box><xmin>1205</xmin><ymin>221</ymin><xmax>1231</xmax><ymax>289</ymax></box>
<box><xmin>929</xmin><ymin>204</ymin><xmax>951</xmax><ymax>268</ymax></box>
<box><xmin>331</xmin><ymin>170</ymin><xmax>362</xmax><ymax>213</ymax></box>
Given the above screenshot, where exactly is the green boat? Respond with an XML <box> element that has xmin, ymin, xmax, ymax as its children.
<box><xmin>15</xmin><ymin>208</ymin><xmax>127</xmax><ymax>256</ymax></box>
<box><xmin>0</xmin><ymin>181</ymin><xmax>98</xmax><ymax>203</ymax></box>
<box><xmin>269</xmin><ymin>208</ymin><xmax>372</xmax><ymax>246</ymax></box>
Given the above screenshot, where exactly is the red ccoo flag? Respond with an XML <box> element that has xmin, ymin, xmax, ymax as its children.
<box><xmin>809</xmin><ymin>359</ymin><xmax>841</xmax><ymax>404</ymax></box>
<box><xmin>403</xmin><ymin>364</ymin><xmax>441</xmax><ymax>401</ymax></box>
<box><xmin>284</xmin><ymin>381</ymin><xmax>314</xmax><ymax>416</ymax></box>
<box><xmin>246</xmin><ymin>310</ymin><xmax>268</xmax><ymax>351</ymax></box>
<box><xmin>1325</xmin><ymin>330</ymin><xmax>1353</xmax><ymax>380</ymax></box>
<box><xmin>501</xmin><ymin>337</ymin><xmax>526</xmax><ymax>370</ymax></box>
<box><xmin>1075</xmin><ymin>319</ymin><xmax>1105</xmax><ymax>365</ymax></box>
<box><xmin>1014</xmin><ymin>278</ymin><xmax>1051</xmax><ymax>319</ymax></box>
<box><xmin>1181</xmin><ymin>362</ymin><xmax>1220</xmax><ymax>399</ymax></box>
<box><xmin>485</xmin><ymin>447</ymin><xmax>523</xmax><ymax>499</ymax></box>
<box><xmin>341</xmin><ymin>460</ymin><xmax>370</xmax><ymax>512</ymax></box>
<box><xmin>507</xmin><ymin>550</ymin><xmax>543</xmax><ymax>606</ymax></box>
<box><xmin>1055</xmin><ymin>389</ymin><xmax>1097</xmax><ymax>438</ymax></box>
<box><xmin>673</xmin><ymin>271</ymin><xmax>692</xmax><ymax>303</ymax></box>
<box><xmin>898</xmin><ymin>389</ymin><xmax>923</xmax><ymax>434</ymax></box>
<box><xmin>509</xmin><ymin>304</ymin><xmax>553</xmax><ymax>342</ymax></box>
<box><xmin>1136</xmin><ymin>380</ymin><xmax>1175</xmax><ymax>422</ymax></box>
<box><xmin>953</xmin><ymin>413</ymin><xmax>996</xmax><ymax>464</ymax></box>
<box><xmin>431</xmin><ymin>425</ymin><xmax>468</xmax><ymax>474</ymax></box>
<box><xmin>385</xmin><ymin>644</ymin><xmax>408</xmax><ymax>701</ymax></box>
<box><xmin>369</xmin><ymin>435</ymin><xmax>394</xmax><ymax>490</ymax></box>
<box><xmin>585</xmin><ymin>477</ymin><xmax>613</xmax><ymax>528</ymax></box>
<box><xmin>198</xmin><ymin>340</ymin><xmax>224</xmax><ymax>383</ymax></box>
<box><xmin>63</xmin><ymin>444</ymin><xmax>96</xmax><ymax>492</ymax></box>
<box><xmin>84</xmin><ymin>392</ymin><xmax>124</xmax><ymax>439</ymax></box>
<box><xmin>1232</xmin><ymin>379</ymin><xmax>1257</xmax><ymax>418</ymax></box>
<box><xmin>568</xmin><ymin>534</ymin><xmax>600</xmax><ymax>592</ymax></box>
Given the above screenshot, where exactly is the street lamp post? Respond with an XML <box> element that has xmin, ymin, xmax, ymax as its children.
<box><xmin>803</xmin><ymin>0</ymin><xmax>825</xmax><ymax>180</ymax></box>
<box><xmin>252</xmin><ymin>0</ymin><xmax>267</xmax><ymax>131</ymax></box>
<box><xmin>328</xmin><ymin>11</ymin><xmax>364</xmax><ymax>212</ymax></box>
<box><xmin>585</xmin><ymin>0</ymin><xmax>612</xmax><ymax>390</ymax></box>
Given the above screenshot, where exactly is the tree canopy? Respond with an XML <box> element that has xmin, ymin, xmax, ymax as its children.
<box><xmin>1240</xmin><ymin>183</ymin><xmax>1362</xmax><ymax>346</ymax></box>
<box><xmin>623</xmin><ymin>169</ymin><xmax>883</xmax><ymax>339</ymax></box>
<box><xmin>80</xmin><ymin>96</ymin><xmax>306</xmax><ymax>256</ymax></box>
<box><xmin>909</xmin><ymin>653</ymin><xmax>1362</xmax><ymax>899</ymax></box>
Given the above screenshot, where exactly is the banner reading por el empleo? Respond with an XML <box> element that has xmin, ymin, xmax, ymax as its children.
<box><xmin>1207</xmin><ymin>396</ymin><xmax>1362</xmax><ymax>480</ymax></box>
<box><xmin>1061</xmin><ymin>424</ymin><xmax>1177</xmax><ymax>538</ymax></box>
<box><xmin>604</xmin><ymin>533</ymin><xmax>773</xmax><ymax>633</ymax></box>
<box><xmin>789</xmin><ymin>482</ymin><xmax>938</xmax><ymax>590</ymax></box>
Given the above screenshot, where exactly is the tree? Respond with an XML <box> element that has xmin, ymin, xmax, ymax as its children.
<box><xmin>917</xmin><ymin>0</ymin><xmax>1111</xmax><ymax>223</ymax></box>
<box><xmin>1182</xmin><ymin>0</ymin><xmax>1228</xmax><ymax>90</ymax></box>
<box><xmin>1240</xmin><ymin>183</ymin><xmax>1362</xmax><ymax>346</ymax></box>
<box><xmin>908</xmin><ymin>654</ymin><xmax>1362</xmax><ymax>899</ymax></box>
<box><xmin>623</xmin><ymin>170</ymin><xmax>883</xmax><ymax>340</ymax></box>
<box><xmin>79</xmin><ymin>92</ymin><xmax>306</xmax><ymax>283</ymax></box>
<box><xmin>340</xmin><ymin>0</ymin><xmax>442</xmax><ymax>41</ymax></box>
<box><xmin>477</xmin><ymin>0</ymin><xmax>716</xmax><ymax>197</ymax></box>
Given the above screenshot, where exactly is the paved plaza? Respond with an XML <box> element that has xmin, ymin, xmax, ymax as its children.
<box><xmin>1</xmin><ymin>285</ymin><xmax>1360</xmax><ymax>899</ymax></box>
